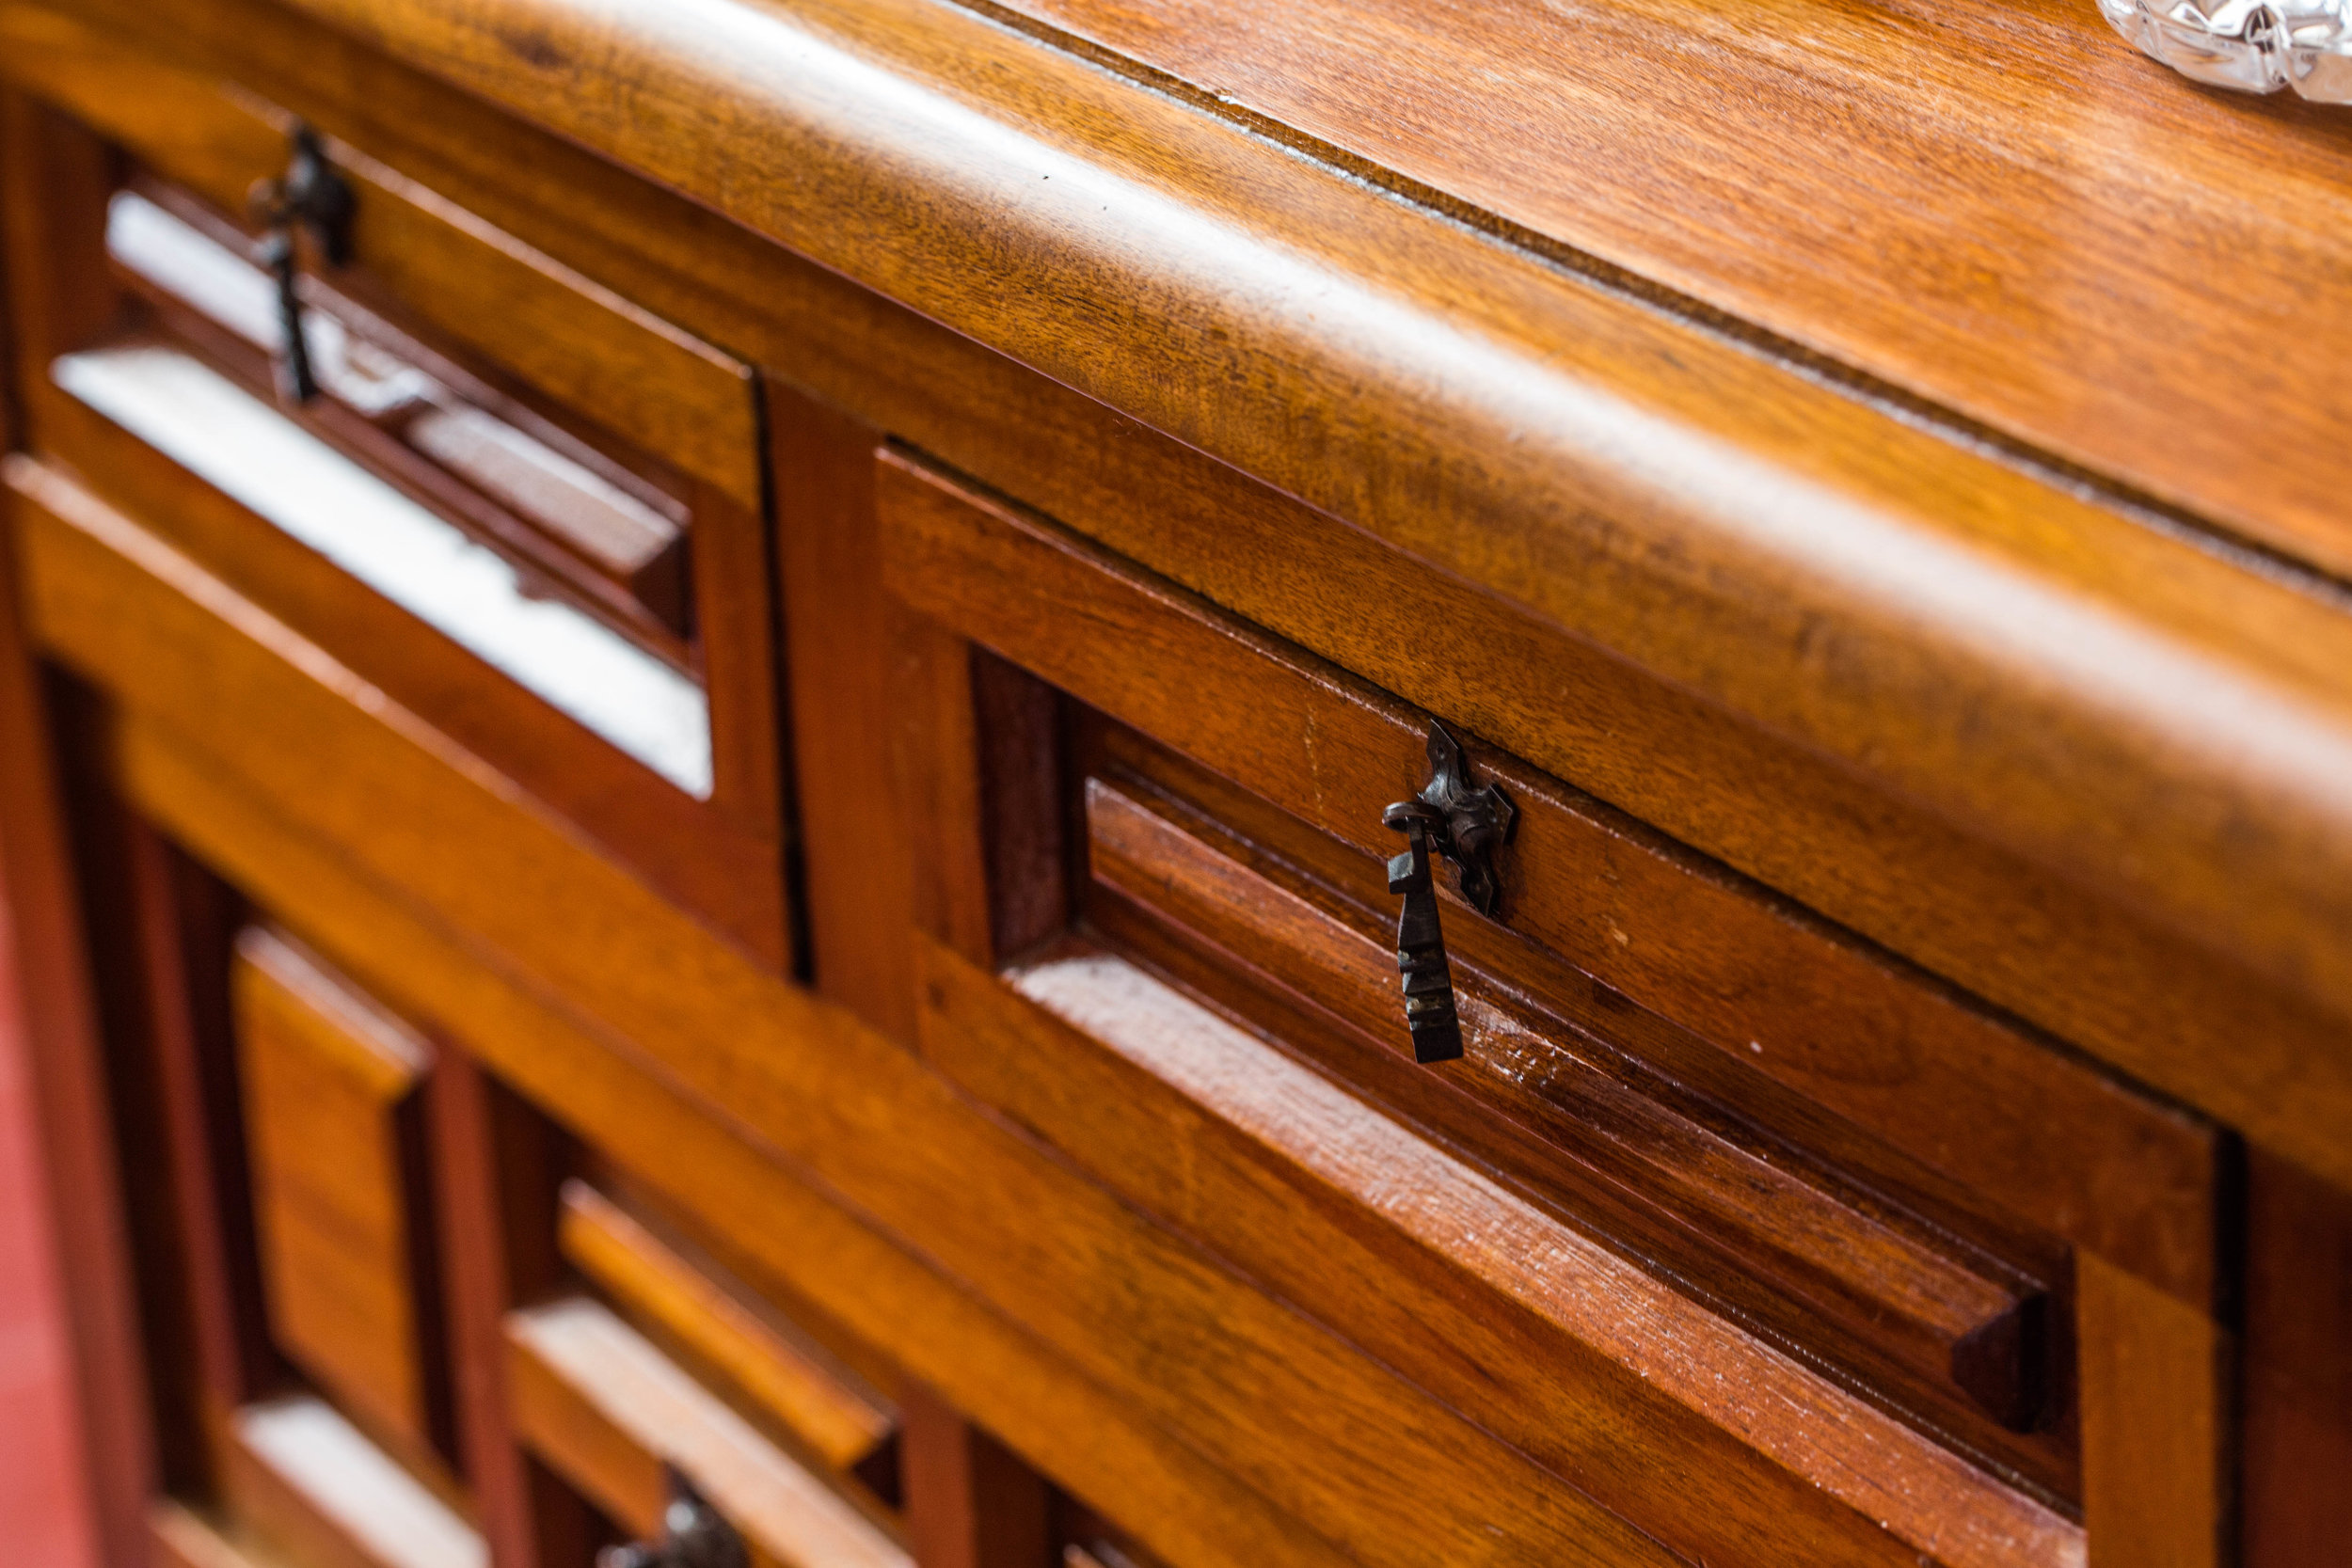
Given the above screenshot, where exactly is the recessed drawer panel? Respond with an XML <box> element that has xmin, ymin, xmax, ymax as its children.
<box><xmin>875</xmin><ymin>449</ymin><xmax>2227</xmax><ymax>1568</ymax></box>
<box><xmin>0</xmin><ymin>33</ymin><xmax>791</xmax><ymax>965</ymax></box>
<box><xmin>234</xmin><ymin>925</ymin><xmax>443</xmax><ymax>1459</ymax></box>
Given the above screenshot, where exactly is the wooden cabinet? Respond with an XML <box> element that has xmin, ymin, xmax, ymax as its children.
<box><xmin>0</xmin><ymin>2</ymin><xmax>2346</xmax><ymax>1567</ymax></box>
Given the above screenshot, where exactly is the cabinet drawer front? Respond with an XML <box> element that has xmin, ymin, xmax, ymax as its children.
<box><xmin>877</xmin><ymin>450</ymin><xmax>2229</xmax><ymax>1567</ymax></box>
<box><xmin>0</xmin><ymin>25</ymin><xmax>791</xmax><ymax>965</ymax></box>
<box><xmin>506</xmin><ymin>1297</ymin><xmax>908</xmax><ymax>1568</ymax></box>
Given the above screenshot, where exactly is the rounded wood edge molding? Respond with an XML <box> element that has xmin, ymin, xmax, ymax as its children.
<box><xmin>98</xmin><ymin>0</ymin><xmax>2352</xmax><ymax>1029</ymax></box>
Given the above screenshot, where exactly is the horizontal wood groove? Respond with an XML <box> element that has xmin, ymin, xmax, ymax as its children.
<box><xmin>176</xmin><ymin>0</ymin><xmax>2352</xmax><ymax>1029</ymax></box>
<box><xmin>5</xmin><ymin>458</ymin><xmax>1689</xmax><ymax>1567</ymax></box>
<box><xmin>1084</xmin><ymin>777</ymin><xmax>2046</xmax><ymax>1429</ymax></box>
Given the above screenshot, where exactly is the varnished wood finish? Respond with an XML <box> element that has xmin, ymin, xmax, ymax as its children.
<box><xmin>1085</xmin><ymin>775</ymin><xmax>2050</xmax><ymax>1445</ymax></box>
<box><xmin>115</xmin><ymin>699</ymin><xmax>1356</xmax><ymax>1568</ymax></box>
<box><xmin>505</xmin><ymin>1296</ymin><xmax>909</xmax><ymax>1568</ymax></box>
<box><xmin>2075</xmin><ymin>1255</ymin><xmax>2229</xmax><ymax>1568</ymax></box>
<box><xmin>899</xmin><ymin>1389</ymin><xmax>1051</xmax><ymax>1568</ymax></box>
<box><xmin>0</xmin><ymin>21</ymin><xmax>796</xmax><ymax>968</ymax></box>
<box><xmin>2243</xmin><ymin>1149</ymin><xmax>2352</xmax><ymax>1567</ymax></box>
<box><xmin>427</xmin><ymin>1050</ymin><xmax>590</xmax><ymax>1568</ymax></box>
<box><xmin>557</xmin><ymin>1180</ymin><xmax>897</xmax><ymax>1477</ymax></box>
<box><xmin>926</xmin><ymin>935</ymin><xmax>2076</xmax><ymax>1568</ymax></box>
<box><xmin>983</xmin><ymin>0</ymin><xmax>2352</xmax><ymax>584</ymax></box>
<box><xmin>3</xmin><ymin>2</ymin><xmax>2344</xmax><ymax>1564</ymax></box>
<box><xmin>0</xmin><ymin>5</ymin><xmax>760</xmax><ymax>512</ymax></box>
<box><xmin>233</xmin><ymin>926</ymin><xmax>442</xmax><ymax>1453</ymax></box>
<box><xmin>223</xmin><ymin>1396</ymin><xmax>485</xmax><ymax>1568</ymax></box>
<box><xmin>136</xmin><ymin>0</ymin><xmax>2352</xmax><ymax>1052</ymax></box>
<box><xmin>9</xmin><ymin>458</ymin><xmax>1712</xmax><ymax>1568</ymax></box>
<box><xmin>876</xmin><ymin>451</ymin><xmax>2217</xmax><ymax>1307</ymax></box>
<box><xmin>8</xmin><ymin>0</ymin><xmax>2341</xmax><ymax>1204</ymax></box>
<box><xmin>9</xmin><ymin>458</ymin><xmax>1359</xmax><ymax>1568</ymax></box>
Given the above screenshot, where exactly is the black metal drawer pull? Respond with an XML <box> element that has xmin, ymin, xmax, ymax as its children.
<box><xmin>599</xmin><ymin>1467</ymin><xmax>747</xmax><ymax>1568</ymax></box>
<box><xmin>249</xmin><ymin>124</ymin><xmax>354</xmax><ymax>404</ymax></box>
<box><xmin>1382</xmin><ymin>722</ymin><xmax>1514</xmax><ymax>1065</ymax></box>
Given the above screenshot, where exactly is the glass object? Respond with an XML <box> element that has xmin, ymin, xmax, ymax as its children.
<box><xmin>2098</xmin><ymin>0</ymin><xmax>2352</xmax><ymax>100</ymax></box>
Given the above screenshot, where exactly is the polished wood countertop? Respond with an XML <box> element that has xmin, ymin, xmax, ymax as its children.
<box><xmin>17</xmin><ymin>0</ymin><xmax>2352</xmax><ymax>1166</ymax></box>
<box><xmin>993</xmin><ymin>0</ymin><xmax>2352</xmax><ymax>584</ymax></box>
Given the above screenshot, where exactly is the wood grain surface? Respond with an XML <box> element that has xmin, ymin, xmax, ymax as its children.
<box><xmin>930</xmin><ymin>936</ymin><xmax>2079</xmax><ymax>1568</ymax></box>
<box><xmin>140</xmin><ymin>0</ymin><xmax>2352</xmax><ymax>1042</ymax></box>
<box><xmin>898</xmin><ymin>1387</ymin><xmax>1052</xmax><ymax>1568</ymax></box>
<box><xmin>7</xmin><ymin>461</ymin><xmax>1697</xmax><ymax>1568</ymax></box>
<box><xmin>875</xmin><ymin>451</ymin><xmax>2220</xmax><ymax>1305</ymax></box>
<box><xmin>981</xmin><ymin>0</ymin><xmax>2352</xmax><ymax>583</ymax></box>
<box><xmin>506</xmin><ymin>1296</ymin><xmax>910</xmax><ymax>1568</ymax></box>
<box><xmin>232</xmin><ymin>927</ymin><xmax>440</xmax><ymax>1452</ymax></box>
<box><xmin>7</xmin><ymin>0</ymin><xmax>2339</xmax><ymax>1205</ymax></box>
<box><xmin>130</xmin><ymin>715</ymin><xmax>1359</xmax><ymax>1568</ymax></box>
<box><xmin>1085</xmin><ymin>776</ymin><xmax>2054</xmax><ymax>1449</ymax></box>
<box><xmin>557</xmin><ymin>1181</ymin><xmax>897</xmax><ymax>1478</ymax></box>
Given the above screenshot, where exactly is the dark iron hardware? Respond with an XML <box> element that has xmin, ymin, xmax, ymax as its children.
<box><xmin>597</xmin><ymin>1466</ymin><xmax>746</xmax><ymax>1568</ymax></box>
<box><xmin>1381</xmin><ymin>722</ymin><xmax>1514</xmax><ymax>1065</ymax></box>
<box><xmin>249</xmin><ymin>124</ymin><xmax>354</xmax><ymax>404</ymax></box>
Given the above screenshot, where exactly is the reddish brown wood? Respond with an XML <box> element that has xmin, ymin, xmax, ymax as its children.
<box><xmin>173</xmin><ymin>0</ymin><xmax>2352</xmax><ymax>1052</ymax></box>
<box><xmin>2076</xmin><ymin>1252</ymin><xmax>2229</xmax><ymax>1568</ymax></box>
<box><xmin>2243</xmin><ymin>1148</ymin><xmax>2352</xmax><ymax>1567</ymax></box>
<box><xmin>901</xmin><ymin>1386</ymin><xmax>1052</xmax><ymax>1568</ymax></box>
<box><xmin>32</xmin><ymin>384</ymin><xmax>791</xmax><ymax>969</ymax></box>
<box><xmin>234</xmin><ymin>927</ymin><xmax>446</xmax><ymax>1457</ymax></box>
<box><xmin>0</xmin><ymin>88</ymin><xmax>118</xmax><ymax>378</ymax></box>
<box><xmin>114</xmin><ymin>699</ymin><xmax>1349</xmax><ymax>1568</ymax></box>
<box><xmin>892</xmin><ymin>611</ymin><xmax>996</xmax><ymax>971</ymax></box>
<box><xmin>556</xmin><ymin>1180</ymin><xmax>897</xmax><ymax>1480</ymax></box>
<box><xmin>926</xmin><ymin>934</ymin><xmax>2076</xmax><ymax>1568</ymax></box>
<box><xmin>970</xmin><ymin>652</ymin><xmax>1067</xmax><ymax>967</ymax></box>
<box><xmin>428</xmin><ymin>1047</ymin><xmax>592</xmax><ymax>1568</ymax></box>
<box><xmin>876</xmin><ymin>449</ymin><xmax>2219</xmax><ymax>1310</ymax></box>
<box><xmin>122</xmin><ymin>824</ymin><xmax>274</xmax><ymax>1425</ymax></box>
<box><xmin>11</xmin><ymin>461</ymin><xmax>1683</xmax><ymax>1568</ymax></box>
<box><xmin>13</xmin><ymin>0</ymin><xmax>2344</xmax><ymax>1205</ymax></box>
<box><xmin>978</xmin><ymin>0</ymin><xmax>2352</xmax><ymax>587</ymax></box>
<box><xmin>1086</xmin><ymin>772</ymin><xmax>2055</xmax><ymax>1455</ymax></box>
<box><xmin>772</xmin><ymin>389</ymin><xmax>915</xmax><ymax>1034</ymax></box>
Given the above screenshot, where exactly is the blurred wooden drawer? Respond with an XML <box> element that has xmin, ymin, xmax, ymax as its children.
<box><xmin>506</xmin><ymin>1178</ymin><xmax>911</xmax><ymax>1568</ymax></box>
<box><xmin>218</xmin><ymin>1397</ymin><xmax>485</xmax><ymax>1568</ymax></box>
<box><xmin>876</xmin><ymin>450</ymin><xmax>2228</xmax><ymax>1568</ymax></box>
<box><xmin>0</xmin><ymin>18</ymin><xmax>790</xmax><ymax>965</ymax></box>
<box><xmin>234</xmin><ymin>926</ymin><xmax>444</xmax><ymax>1458</ymax></box>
